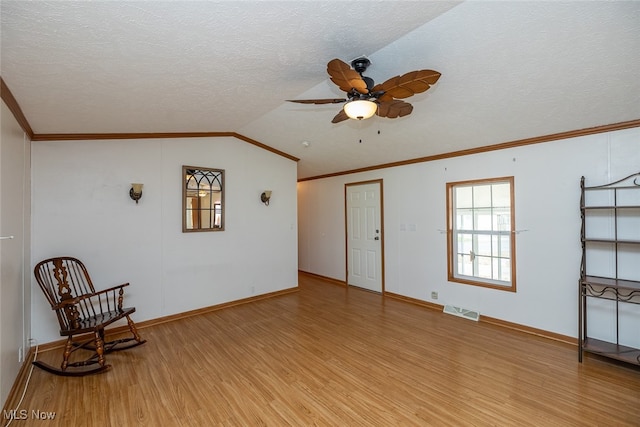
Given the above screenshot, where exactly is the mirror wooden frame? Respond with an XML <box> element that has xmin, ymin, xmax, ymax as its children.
<box><xmin>182</xmin><ymin>165</ymin><xmax>225</xmax><ymax>232</ymax></box>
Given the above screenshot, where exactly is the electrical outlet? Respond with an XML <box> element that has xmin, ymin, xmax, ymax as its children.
<box><xmin>18</xmin><ymin>347</ymin><xmax>23</xmax><ymax>363</ymax></box>
<box><xmin>431</xmin><ymin>291</ymin><xmax>438</xmax><ymax>300</ymax></box>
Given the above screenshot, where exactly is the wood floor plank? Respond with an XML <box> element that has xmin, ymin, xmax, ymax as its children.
<box><xmin>4</xmin><ymin>272</ymin><xmax>640</xmax><ymax>426</ymax></box>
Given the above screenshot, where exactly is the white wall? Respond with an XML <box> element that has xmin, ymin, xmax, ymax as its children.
<box><xmin>31</xmin><ymin>136</ymin><xmax>298</xmax><ymax>344</ymax></box>
<box><xmin>298</xmin><ymin>127</ymin><xmax>640</xmax><ymax>343</ymax></box>
<box><xmin>0</xmin><ymin>101</ymin><xmax>31</xmax><ymax>406</ymax></box>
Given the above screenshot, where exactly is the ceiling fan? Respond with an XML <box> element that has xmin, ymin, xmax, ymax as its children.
<box><xmin>287</xmin><ymin>57</ymin><xmax>441</xmax><ymax>123</ymax></box>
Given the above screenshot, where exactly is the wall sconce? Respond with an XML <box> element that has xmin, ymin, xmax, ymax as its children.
<box><xmin>130</xmin><ymin>183</ymin><xmax>143</xmax><ymax>204</ymax></box>
<box><xmin>260</xmin><ymin>190</ymin><xmax>272</xmax><ymax>206</ymax></box>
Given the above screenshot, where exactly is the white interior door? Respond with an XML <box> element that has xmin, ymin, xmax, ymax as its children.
<box><xmin>346</xmin><ymin>181</ymin><xmax>383</xmax><ymax>292</ymax></box>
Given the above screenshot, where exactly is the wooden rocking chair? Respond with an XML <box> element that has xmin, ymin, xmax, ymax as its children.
<box><xmin>33</xmin><ymin>256</ymin><xmax>146</xmax><ymax>376</ymax></box>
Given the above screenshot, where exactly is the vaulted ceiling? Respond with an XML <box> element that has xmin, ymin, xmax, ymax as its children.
<box><xmin>2</xmin><ymin>1</ymin><xmax>639</xmax><ymax>179</ymax></box>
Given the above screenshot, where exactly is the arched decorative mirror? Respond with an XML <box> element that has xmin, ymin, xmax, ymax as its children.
<box><xmin>183</xmin><ymin>166</ymin><xmax>224</xmax><ymax>232</ymax></box>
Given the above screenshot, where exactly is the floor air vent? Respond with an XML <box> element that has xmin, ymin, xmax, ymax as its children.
<box><xmin>443</xmin><ymin>304</ymin><xmax>480</xmax><ymax>321</ymax></box>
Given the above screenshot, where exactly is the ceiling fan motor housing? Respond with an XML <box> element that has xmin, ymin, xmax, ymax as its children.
<box><xmin>351</xmin><ymin>57</ymin><xmax>371</xmax><ymax>74</ymax></box>
<box><xmin>350</xmin><ymin>58</ymin><xmax>375</xmax><ymax>92</ymax></box>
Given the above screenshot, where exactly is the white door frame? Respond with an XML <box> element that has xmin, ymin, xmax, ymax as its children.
<box><xmin>344</xmin><ymin>179</ymin><xmax>385</xmax><ymax>293</ymax></box>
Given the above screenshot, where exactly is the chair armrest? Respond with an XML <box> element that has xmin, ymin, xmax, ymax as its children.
<box><xmin>95</xmin><ymin>283</ymin><xmax>130</xmax><ymax>295</ymax></box>
<box><xmin>55</xmin><ymin>283</ymin><xmax>131</xmax><ymax>313</ymax></box>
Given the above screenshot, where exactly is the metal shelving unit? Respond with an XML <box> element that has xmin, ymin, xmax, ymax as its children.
<box><xmin>579</xmin><ymin>172</ymin><xmax>640</xmax><ymax>365</ymax></box>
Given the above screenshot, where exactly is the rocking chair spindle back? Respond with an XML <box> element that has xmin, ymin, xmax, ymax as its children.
<box><xmin>33</xmin><ymin>256</ymin><xmax>146</xmax><ymax>376</ymax></box>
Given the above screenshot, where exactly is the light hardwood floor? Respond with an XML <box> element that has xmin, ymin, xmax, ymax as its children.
<box><xmin>4</xmin><ymin>273</ymin><xmax>640</xmax><ymax>426</ymax></box>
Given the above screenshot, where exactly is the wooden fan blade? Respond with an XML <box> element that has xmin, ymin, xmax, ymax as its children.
<box><xmin>331</xmin><ymin>109</ymin><xmax>349</xmax><ymax>123</ymax></box>
<box><xmin>371</xmin><ymin>85</ymin><xmax>393</xmax><ymax>103</ymax></box>
<box><xmin>287</xmin><ymin>98</ymin><xmax>347</xmax><ymax>104</ymax></box>
<box><xmin>376</xmin><ymin>100</ymin><xmax>413</xmax><ymax>119</ymax></box>
<box><xmin>378</xmin><ymin>70</ymin><xmax>441</xmax><ymax>99</ymax></box>
<box><xmin>327</xmin><ymin>59</ymin><xmax>368</xmax><ymax>95</ymax></box>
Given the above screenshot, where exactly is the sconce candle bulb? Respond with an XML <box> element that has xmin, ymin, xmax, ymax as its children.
<box><xmin>261</xmin><ymin>190</ymin><xmax>272</xmax><ymax>206</ymax></box>
<box><xmin>130</xmin><ymin>183</ymin><xmax>143</xmax><ymax>204</ymax></box>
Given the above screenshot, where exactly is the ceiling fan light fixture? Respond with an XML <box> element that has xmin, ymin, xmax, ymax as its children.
<box><xmin>343</xmin><ymin>99</ymin><xmax>377</xmax><ymax>120</ymax></box>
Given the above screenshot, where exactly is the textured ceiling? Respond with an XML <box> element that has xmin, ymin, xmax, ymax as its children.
<box><xmin>1</xmin><ymin>1</ymin><xmax>639</xmax><ymax>179</ymax></box>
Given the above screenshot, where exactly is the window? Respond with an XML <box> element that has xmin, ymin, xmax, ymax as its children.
<box><xmin>183</xmin><ymin>166</ymin><xmax>224</xmax><ymax>232</ymax></box>
<box><xmin>446</xmin><ymin>177</ymin><xmax>516</xmax><ymax>291</ymax></box>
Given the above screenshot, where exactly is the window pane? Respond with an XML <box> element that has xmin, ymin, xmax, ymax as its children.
<box><xmin>477</xmin><ymin>234</ymin><xmax>492</xmax><ymax>256</ymax></box>
<box><xmin>493</xmin><ymin>207</ymin><xmax>511</xmax><ymax>231</ymax></box>
<box><xmin>473</xmin><ymin>185</ymin><xmax>492</xmax><ymax>207</ymax></box>
<box><xmin>456</xmin><ymin>186</ymin><xmax>473</xmax><ymax>208</ymax></box>
<box><xmin>477</xmin><ymin>255</ymin><xmax>492</xmax><ymax>279</ymax></box>
<box><xmin>475</xmin><ymin>208</ymin><xmax>493</xmax><ymax>231</ymax></box>
<box><xmin>457</xmin><ymin>233</ymin><xmax>473</xmax><ymax>254</ymax></box>
<box><xmin>499</xmin><ymin>258</ymin><xmax>511</xmax><ymax>282</ymax></box>
<box><xmin>457</xmin><ymin>253</ymin><xmax>473</xmax><ymax>276</ymax></box>
<box><xmin>456</xmin><ymin>209</ymin><xmax>473</xmax><ymax>230</ymax></box>
<box><xmin>498</xmin><ymin>235</ymin><xmax>510</xmax><ymax>257</ymax></box>
<box><xmin>492</xmin><ymin>183</ymin><xmax>511</xmax><ymax>208</ymax></box>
